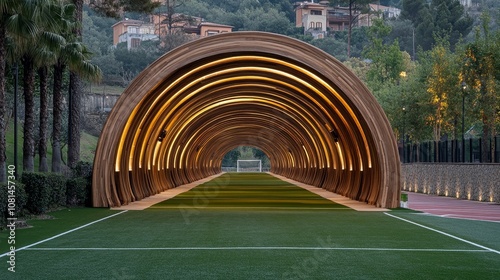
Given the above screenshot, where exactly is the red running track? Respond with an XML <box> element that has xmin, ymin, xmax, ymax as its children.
<box><xmin>405</xmin><ymin>192</ymin><xmax>500</xmax><ymax>222</ymax></box>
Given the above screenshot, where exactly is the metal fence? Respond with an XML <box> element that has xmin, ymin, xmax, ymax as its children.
<box><xmin>400</xmin><ymin>136</ymin><xmax>500</xmax><ymax>163</ymax></box>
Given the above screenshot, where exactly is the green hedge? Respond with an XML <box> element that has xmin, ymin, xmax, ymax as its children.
<box><xmin>0</xmin><ymin>182</ymin><xmax>27</xmax><ymax>229</ymax></box>
<box><xmin>73</xmin><ymin>161</ymin><xmax>93</xmax><ymax>179</ymax></box>
<box><xmin>71</xmin><ymin>162</ymin><xmax>93</xmax><ymax>206</ymax></box>
<box><xmin>22</xmin><ymin>172</ymin><xmax>66</xmax><ymax>214</ymax></box>
<box><xmin>66</xmin><ymin>177</ymin><xmax>89</xmax><ymax>206</ymax></box>
<box><xmin>1</xmin><ymin>164</ymin><xmax>95</xmax><ymax>221</ymax></box>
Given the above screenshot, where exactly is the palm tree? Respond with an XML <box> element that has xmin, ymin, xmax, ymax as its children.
<box><xmin>38</xmin><ymin>1</ymin><xmax>78</xmax><ymax>173</ymax></box>
<box><xmin>1</xmin><ymin>0</ymin><xmax>52</xmax><ymax>174</ymax></box>
<box><xmin>10</xmin><ymin>1</ymin><xmax>66</xmax><ymax>172</ymax></box>
<box><xmin>38</xmin><ymin>65</ymin><xmax>51</xmax><ymax>172</ymax></box>
<box><xmin>67</xmin><ymin>0</ymin><xmax>84</xmax><ymax>169</ymax></box>
<box><xmin>52</xmin><ymin>0</ymin><xmax>101</xmax><ymax>172</ymax></box>
<box><xmin>52</xmin><ymin>39</ymin><xmax>102</xmax><ymax>173</ymax></box>
<box><xmin>0</xmin><ymin>0</ymin><xmax>33</xmax><ymax>182</ymax></box>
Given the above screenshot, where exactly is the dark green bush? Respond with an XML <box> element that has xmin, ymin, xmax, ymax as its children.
<box><xmin>22</xmin><ymin>173</ymin><xmax>51</xmax><ymax>214</ymax></box>
<box><xmin>66</xmin><ymin>177</ymin><xmax>89</xmax><ymax>206</ymax></box>
<box><xmin>22</xmin><ymin>172</ymin><xmax>66</xmax><ymax>214</ymax></box>
<box><xmin>0</xmin><ymin>182</ymin><xmax>27</xmax><ymax>229</ymax></box>
<box><xmin>71</xmin><ymin>162</ymin><xmax>93</xmax><ymax>207</ymax></box>
<box><xmin>46</xmin><ymin>173</ymin><xmax>66</xmax><ymax>207</ymax></box>
<box><xmin>73</xmin><ymin>161</ymin><xmax>93</xmax><ymax>179</ymax></box>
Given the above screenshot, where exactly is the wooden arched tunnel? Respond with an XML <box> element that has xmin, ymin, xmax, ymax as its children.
<box><xmin>92</xmin><ymin>32</ymin><xmax>400</xmax><ymax>208</ymax></box>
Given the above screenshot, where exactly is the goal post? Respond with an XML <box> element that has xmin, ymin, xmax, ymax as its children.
<box><xmin>236</xmin><ymin>160</ymin><xmax>262</xmax><ymax>172</ymax></box>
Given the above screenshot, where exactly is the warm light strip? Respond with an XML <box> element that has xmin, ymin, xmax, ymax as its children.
<box><xmin>152</xmin><ymin>141</ymin><xmax>161</xmax><ymax>169</ymax></box>
<box><xmin>336</xmin><ymin>142</ymin><xmax>345</xmax><ymax>170</ymax></box>
<box><xmin>302</xmin><ymin>145</ymin><xmax>311</xmax><ymax>167</ymax></box>
<box><xmin>173</xmin><ymin>145</ymin><xmax>181</xmax><ymax>169</ymax></box>
<box><xmin>288</xmin><ymin>152</ymin><xmax>295</xmax><ymax>168</ymax></box>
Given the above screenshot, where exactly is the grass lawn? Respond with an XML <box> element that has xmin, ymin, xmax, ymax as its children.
<box><xmin>1</xmin><ymin>173</ymin><xmax>499</xmax><ymax>279</ymax></box>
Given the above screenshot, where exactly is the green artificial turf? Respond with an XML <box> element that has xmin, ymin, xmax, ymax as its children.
<box><xmin>0</xmin><ymin>208</ymin><xmax>114</xmax><ymax>253</ymax></box>
<box><xmin>1</xmin><ymin>173</ymin><xmax>499</xmax><ymax>279</ymax></box>
<box><xmin>150</xmin><ymin>173</ymin><xmax>349</xmax><ymax>209</ymax></box>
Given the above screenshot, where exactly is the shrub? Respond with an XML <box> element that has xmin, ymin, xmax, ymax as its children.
<box><xmin>66</xmin><ymin>177</ymin><xmax>89</xmax><ymax>206</ymax></box>
<box><xmin>0</xmin><ymin>182</ymin><xmax>27</xmax><ymax>229</ymax></box>
<box><xmin>71</xmin><ymin>161</ymin><xmax>93</xmax><ymax>207</ymax></box>
<box><xmin>72</xmin><ymin>161</ymin><xmax>93</xmax><ymax>179</ymax></box>
<box><xmin>22</xmin><ymin>173</ymin><xmax>51</xmax><ymax>214</ymax></box>
<box><xmin>46</xmin><ymin>173</ymin><xmax>67</xmax><ymax>207</ymax></box>
<box><xmin>22</xmin><ymin>172</ymin><xmax>66</xmax><ymax>214</ymax></box>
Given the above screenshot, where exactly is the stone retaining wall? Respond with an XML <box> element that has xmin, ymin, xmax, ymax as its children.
<box><xmin>402</xmin><ymin>163</ymin><xmax>500</xmax><ymax>203</ymax></box>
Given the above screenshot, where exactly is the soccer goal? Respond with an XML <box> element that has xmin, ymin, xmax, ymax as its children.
<box><xmin>236</xmin><ymin>160</ymin><xmax>262</xmax><ymax>172</ymax></box>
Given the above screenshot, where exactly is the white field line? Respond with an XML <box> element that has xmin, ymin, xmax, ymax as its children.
<box><xmin>23</xmin><ymin>247</ymin><xmax>489</xmax><ymax>253</ymax></box>
<box><xmin>0</xmin><ymin>210</ymin><xmax>128</xmax><ymax>259</ymax></box>
<box><xmin>384</xmin><ymin>212</ymin><xmax>500</xmax><ymax>255</ymax></box>
<box><xmin>412</xmin><ymin>212</ymin><xmax>500</xmax><ymax>223</ymax></box>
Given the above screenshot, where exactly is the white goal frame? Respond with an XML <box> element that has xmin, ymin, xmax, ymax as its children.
<box><xmin>236</xmin><ymin>160</ymin><xmax>262</xmax><ymax>172</ymax></box>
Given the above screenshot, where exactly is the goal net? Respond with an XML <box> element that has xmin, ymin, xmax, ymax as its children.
<box><xmin>236</xmin><ymin>160</ymin><xmax>262</xmax><ymax>172</ymax></box>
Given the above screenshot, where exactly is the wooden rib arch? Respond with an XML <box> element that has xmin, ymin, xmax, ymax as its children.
<box><xmin>92</xmin><ymin>32</ymin><xmax>400</xmax><ymax>208</ymax></box>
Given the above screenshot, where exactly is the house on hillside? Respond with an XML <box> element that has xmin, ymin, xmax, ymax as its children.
<box><xmin>357</xmin><ymin>3</ymin><xmax>401</xmax><ymax>27</ymax></box>
<box><xmin>294</xmin><ymin>1</ymin><xmax>328</xmax><ymax>38</ymax></box>
<box><xmin>294</xmin><ymin>1</ymin><xmax>401</xmax><ymax>37</ymax></box>
<box><xmin>112</xmin><ymin>19</ymin><xmax>158</xmax><ymax>50</ymax></box>
<box><xmin>184</xmin><ymin>22</ymin><xmax>233</xmax><ymax>37</ymax></box>
<box><xmin>113</xmin><ymin>14</ymin><xmax>232</xmax><ymax>49</ymax></box>
<box><xmin>150</xmin><ymin>13</ymin><xmax>232</xmax><ymax>37</ymax></box>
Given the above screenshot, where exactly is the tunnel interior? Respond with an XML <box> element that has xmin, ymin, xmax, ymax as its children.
<box><xmin>92</xmin><ymin>32</ymin><xmax>400</xmax><ymax>208</ymax></box>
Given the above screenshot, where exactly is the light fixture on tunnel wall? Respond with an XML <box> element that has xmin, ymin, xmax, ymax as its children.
<box><xmin>157</xmin><ymin>129</ymin><xmax>167</xmax><ymax>142</ymax></box>
<box><xmin>330</xmin><ymin>129</ymin><xmax>339</xmax><ymax>142</ymax></box>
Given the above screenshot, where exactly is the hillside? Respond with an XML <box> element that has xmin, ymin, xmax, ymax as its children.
<box><xmin>4</xmin><ymin>120</ymin><xmax>98</xmax><ymax>174</ymax></box>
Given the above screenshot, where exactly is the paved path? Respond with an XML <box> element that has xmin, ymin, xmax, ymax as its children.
<box><xmin>405</xmin><ymin>191</ymin><xmax>500</xmax><ymax>222</ymax></box>
<box><xmin>270</xmin><ymin>173</ymin><xmax>388</xmax><ymax>211</ymax></box>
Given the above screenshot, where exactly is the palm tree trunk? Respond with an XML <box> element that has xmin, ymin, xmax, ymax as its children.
<box><xmin>22</xmin><ymin>55</ymin><xmax>36</xmax><ymax>172</ymax></box>
<box><xmin>68</xmin><ymin>0</ymin><xmax>83</xmax><ymax>169</ymax></box>
<box><xmin>38</xmin><ymin>67</ymin><xmax>49</xmax><ymax>172</ymax></box>
<box><xmin>68</xmin><ymin>71</ymin><xmax>81</xmax><ymax>168</ymax></box>
<box><xmin>52</xmin><ymin>61</ymin><xmax>65</xmax><ymax>173</ymax></box>
<box><xmin>0</xmin><ymin>25</ymin><xmax>6</xmax><ymax>182</ymax></box>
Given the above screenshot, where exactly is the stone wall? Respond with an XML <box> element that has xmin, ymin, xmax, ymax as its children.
<box><xmin>402</xmin><ymin>163</ymin><xmax>500</xmax><ymax>203</ymax></box>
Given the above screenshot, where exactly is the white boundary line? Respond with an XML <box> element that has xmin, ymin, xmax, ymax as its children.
<box><xmin>23</xmin><ymin>247</ymin><xmax>488</xmax><ymax>252</ymax></box>
<box><xmin>412</xmin><ymin>212</ymin><xmax>500</xmax><ymax>223</ymax></box>
<box><xmin>384</xmin><ymin>212</ymin><xmax>500</xmax><ymax>255</ymax></box>
<box><xmin>0</xmin><ymin>210</ymin><xmax>128</xmax><ymax>259</ymax></box>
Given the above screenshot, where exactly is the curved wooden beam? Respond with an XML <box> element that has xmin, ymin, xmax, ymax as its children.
<box><xmin>92</xmin><ymin>32</ymin><xmax>400</xmax><ymax>208</ymax></box>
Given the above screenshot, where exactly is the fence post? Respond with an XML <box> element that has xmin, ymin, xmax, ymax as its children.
<box><xmin>469</xmin><ymin>138</ymin><xmax>473</xmax><ymax>163</ymax></box>
<box><xmin>445</xmin><ymin>140</ymin><xmax>449</xmax><ymax>162</ymax></box>
<box><xmin>479</xmin><ymin>138</ymin><xmax>482</xmax><ymax>163</ymax></box>
<box><xmin>496</xmin><ymin>136</ymin><xmax>499</xmax><ymax>163</ymax></box>
<box><xmin>436</xmin><ymin>141</ymin><xmax>439</xmax><ymax>162</ymax></box>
